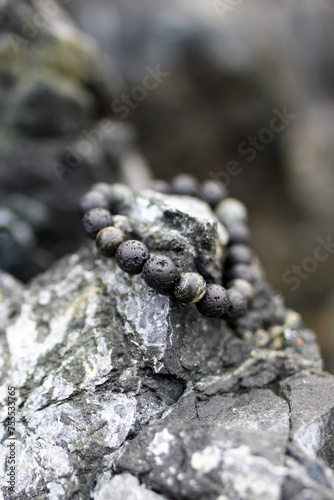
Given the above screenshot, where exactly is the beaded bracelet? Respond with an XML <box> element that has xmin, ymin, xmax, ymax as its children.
<box><xmin>80</xmin><ymin>174</ymin><xmax>259</xmax><ymax>322</ymax></box>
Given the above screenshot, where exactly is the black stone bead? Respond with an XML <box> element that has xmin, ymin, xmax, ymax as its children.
<box><xmin>226</xmin><ymin>244</ymin><xmax>253</xmax><ymax>267</ymax></box>
<box><xmin>115</xmin><ymin>240</ymin><xmax>150</xmax><ymax>274</ymax></box>
<box><xmin>200</xmin><ymin>180</ymin><xmax>227</xmax><ymax>207</ymax></box>
<box><xmin>96</xmin><ymin>227</ymin><xmax>127</xmax><ymax>257</ymax></box>
<box><xmin>226</xmin><ymin>264</ymin><xmax>256</xmax><ymax>283</ymax></box>
<box><xmin>196</xmin><ymin>284</ymin><xmax>229</xmax><ymax>318</ymax></box>
<box><xmin>225</xmin><ymin>289</ymin><xmax>248</xmax><ymax>320</ymax></box>
<box><xmin>82</xmin><ymin>208</ymin><xmax>114</xmax><ymax>240</ymax></box>
<box><xmin>227</xmin><ymin>222</ymin><xmax>250</xmax><ymax>246</ymax></box>
<box><xmin>142</xmin><ymin>255</ymin><xmax>180</xmax><ymax>294</ymax></box>
<box><xmin>150</xmin><ymin>180</ymin><xmax>172</xmax><ymax>194</ymax></box>
<box><xmin>174</xmin><ymin>272</ymin><xmax>207</xmax><ymax>304</ymax></box>
<box><xmin>226</xmin><ymin>279</ymin><xmax>255</xmax><ymax>306</ymax></box>
<box><xmin>172</xmin><ymin>174</ymin><xmax>199</xmax><ymax>196</ymax></box>
<box><xmin>92</xmin><ymin>183</ymin><xmax>116</xmax><ymax>206</ymax></box>
<box><xmin>108</xmin><ymin>184</ymin><xmax>132</xmax><ymax>211</ymax></box>
<box><xmin>80</xmin><ymin>191</ymin><xmax>109</xmax><ymax>213</ymax></box>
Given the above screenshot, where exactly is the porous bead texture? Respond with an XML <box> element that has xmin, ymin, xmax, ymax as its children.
<box><xmin>142</xmin><ymin>255</ymin><xmax>180</xmax><ymax>294</ymax></box>
<box><xmin>115</xmin><ymin>240</ymin><xmax>150</xmax><ymax>274</ymax></box>
<box><xmin>82</xmin><ymin>208</ymin><xmax>114</xmax><ymax>240</ymax></box>
<box><xmin>196</xmin><ymin>284</ymin><xmax>229</xmax><ymax>318</ymax></box>
<box><xmin>96</xmin><ymin>227</ymin><xmax>127</xmax><ymax>257</ymax></box>
<box><xmin>174</xmin><ymin>272</ymin><xmax>207</xmax><ymax>304</ymax></box>
<box><xmin>226</xmin><ymin>289</ymin><xmax>248</xmax><ymax>320</ymax></box>
<box><xmin>80</xmin><ymin>191</ymin><xmax>109</xmax><ymax>213</ymax></box>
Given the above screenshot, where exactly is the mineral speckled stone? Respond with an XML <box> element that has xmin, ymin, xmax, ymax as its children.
<box><xmin>82</xmin><ymin>208</ymin><xmax>114</xmax><ymax>239</ymax></box>
<box><xmin>96</xmin><ymin>226</ymin><xmax>127</xmax><ymax>257</ymax></box>
<box><xmin>196</xmin><ymin>284</ymin><xmax>229</xmax><ymax>317</ymax></box>
<box><xmin>142</xmin><ymin>255</ymin><xmax>180</xmax><ymax>294</ymax></box>
<box><xmin>115</xmin><ymin>240</ymin><xmax>150</xmax><ymax>274</ymax></box>
<box><xmin>174</xmin><ymin>272</ymin><xmax>207</xmax><ymax>304</ymax></box>
<box><xmin>1</xmin><ymin>189</ymin><xmax>334</xmax><ymax>500</ymax></box>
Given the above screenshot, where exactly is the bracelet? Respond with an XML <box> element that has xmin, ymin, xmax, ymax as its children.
<box><xmin>80</xmin><ymin>174</ymin><xmax>259</xmax><ymax>323</ymax></box>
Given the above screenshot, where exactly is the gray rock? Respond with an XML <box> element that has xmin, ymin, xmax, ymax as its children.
<box><xmin>0</xmin><ymin>190</ymin><xmax>333</xmax><ymax>499</ymax></box>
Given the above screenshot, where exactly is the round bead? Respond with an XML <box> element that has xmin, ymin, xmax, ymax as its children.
<box><xmin>80</xmin><ymin>191</ymin><xmax>109</xmax><ymax>213</ymax></box>
<box><xmin>96</xmin><ymin>226</ymin><xmax>127</xmax><ymax>257</ymax></box>
<box><xmin>226</xmin><ymin>244</ymin><xmax>253</xmax><ymax>267</ymax></box>
<box><xmin>172</xmin><ymin>174</ymin><xmax>199</xmax><ymax>196</ymax></box>
<box><xmin>142</xmin><ymin>255</ymin><xmax>180</xmax><ymax>294</ymax></box>
<box><xmin>226</xmin><ymin>264</ymin><xmax>256</xmax><ymax>283</ymax></box>
<box><xmin>174</xmin><ymin>272</ymin><xmax>207</xmax><ymax>304</ymax></box>
<box><xmin>216</xmin><ymin>198</ymin><xmax>248</xmax><ymax>226</ymax></box>
<box><xmin>92</xmin><ymin>183</ymin><xmax>116</xmax><ymax>205</ymax></box>
<box><xmin>226</xmin><ymin>289</ymin><xmax>248</xmax><ymax>320</ymax></box>
<box><xmin>227</xmin><ymin>222</ymin><xmax>250</xmax><ymax>246</ymax></box>
<box><xmin>150</xmin><ymin>180</ymin><xmax>172</xmax><ymax>194</ymax></box>
<box><xmin>115</xmin><ymin>240</ymin><xmax>150</xmax><ymax>274</ymax></box>
<box><xmin>226</xmin><ymin>279</ymin><xmax>255</xmax><ymax>306</ymax></box>
<box><xmin>196</xmin><ymin>284</ymin><xmax>229</xmax><ymax>318</ymax></box>
<box><xmin>82</xmin><ymin>208</ymin><xmax>114</xmax><ymax>239</ymax></box>
<box><xmin>200</xmin><ymin>180</ymin><xmax>227</xmax><ymax>207</ymax></box>
<box><xmin>109</xmin><ymin>184</ymin><xmax>133</xmax><ymax>210</ymax></box>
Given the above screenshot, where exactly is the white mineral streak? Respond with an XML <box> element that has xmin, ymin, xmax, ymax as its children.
<box><xmin>149</xmin><ymin>429</ymin><xmax>175</xmax><ymax>465</ymax></box>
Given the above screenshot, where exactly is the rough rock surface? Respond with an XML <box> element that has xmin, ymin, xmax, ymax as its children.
<box><xmin>1</xmin><ymin>190</ymin><xmax>334</xmax><ymax>499</ymax></box>
<box><xmin>0</xmin><ymin>0</ymin><xmax>151</xmax><ymax>280</ymax></box>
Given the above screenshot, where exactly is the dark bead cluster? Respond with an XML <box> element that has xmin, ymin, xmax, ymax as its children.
<box><xmin>80</xmin><ymin>174</ymin><xmax>258</xmax><ymax>322</ymax></box>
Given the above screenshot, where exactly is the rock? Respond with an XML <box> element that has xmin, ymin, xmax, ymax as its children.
<box><xmin>0</xmin><ymin>0</ymin><xmax>152</xmax><ymax>280</ymax></box>
<box><xmin>65</xmin><ymin>0</ymin><xmax>334</xmax><ymax>371</ymax></box>
<box><xmin>1</xmin><ymin>190</ymin><xmax>334</xmax><ymax>499</ymax></box>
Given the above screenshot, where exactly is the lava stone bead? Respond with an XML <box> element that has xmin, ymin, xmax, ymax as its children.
<box><xmin>82</xmin><ymin>208</ymin><xmax>114</xmax><ymax>239</ymax></box>
<box><xmin>142</xmin><ymin>255</ymin><xmax>180</xmax><ymax>294</ymax></box>
<box><xmin>227</xmin><ymin>222</ymin><xmax>250</xmax><ymax>246</ymax></box>
<box><xmin>216</xmin><ymin>198</ymin><xmax>248</xmax><ymax>226</ymax></box>
<box><xmin>174</xmin><ymin>272</ymin><xmax>207</xmax><ymax>304</ymax></box>
<box><xmin>196</xmin><ymin>284</ymin><xmax>229</xmax><ymax>318</ymax></box>
<box><xmin>172</xmin><ymin>174</ymin><xmax>199</xmax><ymax>196</ymax></box>
<box><xmin>226</xmin><ymin>264</ymin><xmax>256</xmax><ymax>283</ymax></box>
<box><xmin>115</xmin><ymin>240</ymin><xmax>150</xmax><ymax>274</ymax></box>
<box><xmin>150</xmin><ymin>180</ymin><xmax>172</xmax><ymax>194</ymax></box>
<box><xmin>200</xmin><ymin>180</ymin><xmax>227</xmax><ymax>207</ymax></box>
<box><xmin>226</xmin><ymin>279</ymin><xmax>255</xmax><ymax>306</ymax></box>
<box><xmin>226</xmin><ymin>289</ymin><xmax>248</xmax><ymax>320</ymax></box>
<box><xmin>80</xmin><ymin>191</ymin><xmax>109</xmax><ymax>213</ymax></box>
<box><xmin>226</xmin><ymin>244</ymin><xmax>253</xmax><ymax>267</ymax></box>
<box><xmin>96</xmin><ymin>226</ymin><xmax>127</xmax><ymax>257</ymax></box>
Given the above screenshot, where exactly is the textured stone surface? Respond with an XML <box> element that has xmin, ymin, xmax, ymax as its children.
<box><xmin>0</xmin><ymin>190</ymin><xmax>334</xmax><ymax>499</ymax></box>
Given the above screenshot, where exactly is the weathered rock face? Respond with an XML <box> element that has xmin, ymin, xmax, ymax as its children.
<box><xmin>1</xmin><ymin>190</ymin><xmax>333</xmax><ymax>499</ymax></box>
<box><xmin>0</xmin><ymin>0</ymin><xmax>151</xmax><ymax>280</ymax></box>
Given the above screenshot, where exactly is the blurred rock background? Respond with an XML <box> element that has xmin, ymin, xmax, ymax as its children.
<box><xmin>1</xmin><ymin>0</ymin><xmax>334</xmax><ymax>371</ymax></box>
